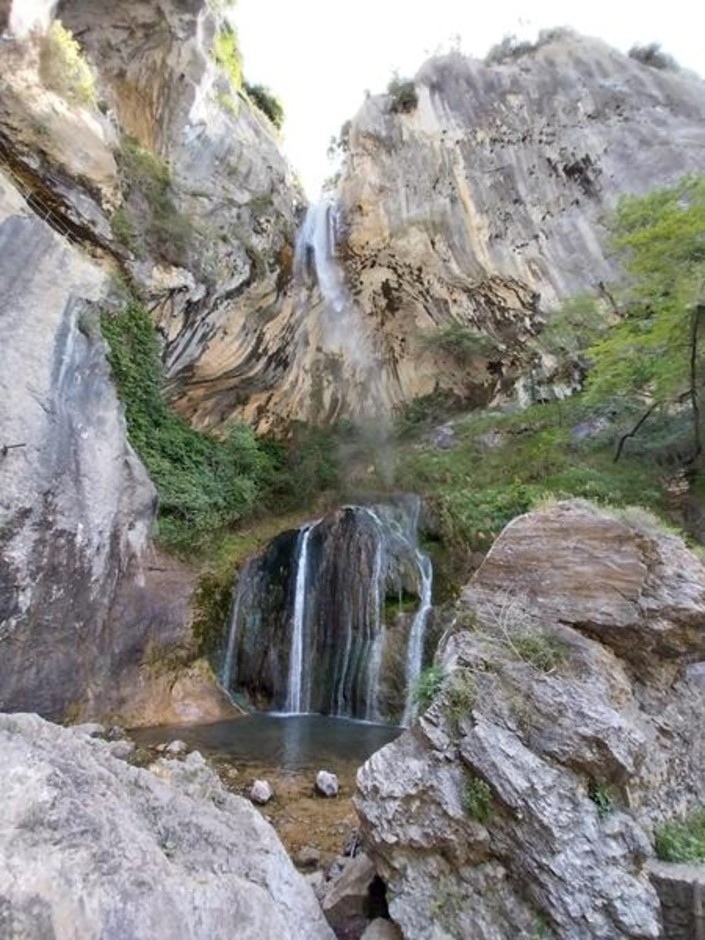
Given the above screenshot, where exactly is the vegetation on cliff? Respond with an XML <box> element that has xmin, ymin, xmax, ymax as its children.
<box><xmin>100</xmin><ymin>299</ymin><xmax>277</xmax><ymax>553</ymax></box>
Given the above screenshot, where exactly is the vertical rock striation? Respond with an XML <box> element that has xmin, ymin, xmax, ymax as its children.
<box><xmin>334</xmin><ymin>31</ymin><xmax>705</xmax><ymax>412</ymax></box>
<box><xmin>0</xmin><ymin>174</ymin><xmax>155</xmax><ymax>718</ymax></box>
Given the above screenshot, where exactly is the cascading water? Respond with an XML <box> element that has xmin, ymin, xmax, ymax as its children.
<box><xmin>220</xmin><ymin>498</ymin><xmax>433</xmax><ymax>725</ymax></box>
<box><xmin>220</xmin><ymin>560</ymin><xmax>251</xmax><ymax>692</ymax></box>
<box><xmin>285</xmin><ymin>522</ymin><xmax>318</xmax><ymax>713</ymax></box>
<box><xmin>295</xmin><ymin>200</ymin><xmax>349</xmax><ymax>314</ymax></box>
<box><xmin>402</xmin><ymin>552</ymin><xmax>433</xmax><ymax>725</ymax></box>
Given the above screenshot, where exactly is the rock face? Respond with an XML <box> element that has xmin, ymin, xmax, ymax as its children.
<box><xmin>57</xmin><ymin>0</ymin><xmax>304</xmax><ymax>432</ymax></box>
<box><xmin>355</xmin><ymin>501</ymin><xmax>705</xmax><ymax>939</ymax></box>
<box><xmin>0</xmin><ymin>173</ymin><xmax>155</xmax><ymax>719</ymax></box>
<box><xmin>0</xmin><ymin>1</ymin><xmax>299</xmax><ymax>717</ymax></box>
<box><xmin>0</xmin><ymin>712</ymin><xmax>333</xmax><ymax>939</ymax></box>
<box><xmin>334</xmin><ymin>31</ymin><xmax>705</xmax><ymax>412</ymax></box>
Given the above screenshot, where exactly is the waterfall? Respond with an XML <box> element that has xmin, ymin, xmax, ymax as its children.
<box><xmin>220</xmin><ymin>560</ymin><xmax>251</xmax><ymax>691</ymax></box>
<box><xmin>402</xmin><ymin>551</ymin><xmax>433</xmax><ymax>725</ymax></box>
<box><xmin>220</xmin><ymin>500</ymin><xmax>434</xmax><ymax>725</ymax></box>
<box><xmin>285</xmin><ymin>522</ymin><xmax>317</xmax><ymax>713</ymax></box>
<box><xmin>294</xmin><ymin>200</ymin><xmax>349</xmax><ymax>313</ymax></box>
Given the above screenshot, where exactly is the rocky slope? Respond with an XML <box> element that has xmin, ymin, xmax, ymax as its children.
<box><xmin>355</xmin><ymin>501</ymin><xmax>705</xmax><ymax>938</ymax></box>
<box><xmin>0</xmin><ymin>712</ymin><xmax>333</xmax><ymax>939</ymax></box>
<box><xmin>333</xmin><ymin>31</ymin><xmax>705</xmax><ymax>414</ymax></box>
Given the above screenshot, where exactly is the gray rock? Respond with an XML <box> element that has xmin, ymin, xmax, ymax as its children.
<box><xmin>294</xmin><ymin>845</ymin><xmax>321</xmax><ymax>869</ymax></box>
<box><xmin>70</xmin><ymin>722</ymin><xmax>106</xmax><ymax>738</ymax></box>
<box><xmin>0</xmin><ymin>175</ymin><xmax>156</xmax><ymax>721</ymax></box>
<box><xmin>0</xmin><ymin>712</ymin><xmax>333</xmax><ymax>939</ymax></box>
<box><xmin>315</xmin><ymin>770</ymin><xmax>339</xmax><ymax>798</ymax></box>
<box><xmin>164</xmin><ymin>739</ymin><xmax>188</xmax><ymax>756</ymax></box>
<box><xmin>355</xmin><ymin>501</ymin><xmax>705</xmax><ymax>939</ymax></box>
<box><xmin>250</xmin><ymin>779</ymin><xmax>275</xmax><ymax>805</ymax></box>
<box><xmin>106</xmin><ymin>739</ymin><xmax>135</xmax><ymax>761</ymax></box>
<box><xmin>322</xmin><ymin>853</ymin><xmax>376</xmax><ymax>931</ymax></box>
<box><xmin>361</xmin><ymin>920</ymin><xmax>403</xmax><ymax>940</ymax></box>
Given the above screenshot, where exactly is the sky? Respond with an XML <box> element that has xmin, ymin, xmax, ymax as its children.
<box><xmin>236</xmin><ymin>0</ymin><xmax>704</xmax><ymax>197</ymax></box>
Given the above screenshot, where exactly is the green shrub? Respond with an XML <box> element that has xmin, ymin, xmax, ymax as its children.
<box><xmin>445</xmin><ymin>669</ymin><xmax>477</xmax><ymax>727</ymax></box>
<box><xmin>244</xmin><ymin>82</ymin><xmax>285</xmax><ymax>129</ymax></box>
<box><xmin>413</xmin><ymin>664</ymin><xmax>444</xmax><ymax>710</ymax></box>
<box><xmin>387</xmin><ymin>75</ymin><xmax>418</xmax><ymax>113</ymax></box>
<box><xmin>100</xmin><ymin>300</ymin><xmax>276</xmax><ymax>554</ymax></box>
<box><xmin>39</xmin><ymin>21</ymin><xmax>96</xmax><ymax>106</ymax></box>
<box><xmin>418</xmin><ymin>323</ymin><xmax>499</xmax><ymax>361</ymax></box>
<box><xmin>628</xmin><ymin>43</ymin><xmax>678</xmax><ymax>71</ymax></box>
<box><xmin>587</xmin><ymin>781</ymin><xmax>615</xmax><ymax>819</ymax></box>
<box><xmin>510</xmin><ymin>630</ymin><xmax>566</xmax><ymax>673</ymax></box>
<box><xmin>214</xmin><ymin>26</ymin><xmax>242</xmax><ymax>90</ymax></box>
<box><xmin>114</xmin><ymin>136</ymin><xmax>192</xmax><ymax>264</ymax></box>
<box><xmin>655</xmin><ymin>809</ymin><xmax>705</xmax><ymax>862</ymax></box>
<box><xmin>463</xmin><ymin>776</ymin><xmax>493</xmax><ymax>823</ymax></box>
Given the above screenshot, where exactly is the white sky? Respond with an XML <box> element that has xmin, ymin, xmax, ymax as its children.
<box><xmin>236</xmin><ymin>0</ymin><xmax>705</xmax><ymax>197</ymax></box>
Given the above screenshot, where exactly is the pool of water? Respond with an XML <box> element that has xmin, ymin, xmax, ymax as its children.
<box><xmin>131</xmin><ymin>713</ymin><xmax>402</xmax><ymax>774</ymax></box>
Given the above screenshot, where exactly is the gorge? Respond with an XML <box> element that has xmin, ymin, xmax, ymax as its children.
<box><xmin>2</xmin><ymin>2</ymin><xmax>705</xmax><ymax>937</ymax></box>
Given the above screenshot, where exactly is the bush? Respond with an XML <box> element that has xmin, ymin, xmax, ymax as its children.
<box><xmin>214</xmin><ymin>25</ymin><xmax>243</xmax><ymax>90</ymax></box>
<box><xmin>510</xmin><ymin>630</ymin><xmax>566</xmax><ymax>672</ymax></box>
<box><xmin>485</xmin><ymin>34</ymin><xmax>537</xmax><ymax>65</ymax></box>
<box><xmin>588</xmin><ymin>781</ymin><xmax>615</xmax><ymax>819</ymax></box>
<box><xmin>387</xmin><ymin>75</ymin><xmax>418</xmax><ymax>114</ymax></box>
<box><xmin>463</xmin><ymin>776</ymin><xmax>493</xmax><ymax>823</ymax></box>
<box><xmin>100</xmin><ymin>300</ymin><xmax>276</xmax><ymax>554</ymax></box>
<box><xmin>413</xmin><ymin>664</ymin><xmax>444</xmax><ymax>710</ymax></box>
<box><xmin>445</xmin><ymin>669</ymin><xmax>477</xmax><ymax>727</ymax></box>
<box><xmin>418</xmin><ymin>323</ymin><xmax>499</xmax><ymax>361</ymax></box>
<box><xmin>655</xmin><ymin>809</ymin><xmax>705</xmax><ymax>862</ymax></box>
<box><xmin>38</xmin><ymin>21</ymin><xmax>96</xmax><ymax>106</ymax></box>
<box><xmin>244</xmin><ymin>82</ymin><xmax>285</xmax><ymax>129</ymax></box>
<box><xmin>628</xmin><ymin>43</ymin><xmax>678</xmax><ymax>71</ymax></box>
<box><xmin>114</xmin><ymin>136</ymin><xmax>192</xmax><ymax>264</ymax></box>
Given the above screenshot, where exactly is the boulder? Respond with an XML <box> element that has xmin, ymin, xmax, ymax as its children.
<box><xmin>315</xmin><ymin>770</ymin><xmax>340</xmax><ymax>798</ymax></box>
<box><xmin>0</xmin><ymin>713</ymin><xmax>333</xmax><ymax>939</ymax></box>
<box><xmin>294</xmin><ymin>845</ymin><xmax>322</xmax><ymax>869</ymax></box>
<box><xmin>250</xmin><ymin>779</ymin><xmax>275</xmax><ymax>806</ymax></box>
<box><xmin>355</xmin><ymin>501</ymin><xmax>705</xmax><ymax>939</ymax></box>
<box><xmin>361</xmin><ymin>920</ymin><xmax>402</xmax><ymax>940</ymax></box>
<box><xmin>322</xmin><ymin>853</ymin><xmax>376</xmax><ymax>931</ymax></box>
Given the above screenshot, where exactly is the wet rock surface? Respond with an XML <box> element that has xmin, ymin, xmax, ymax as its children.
<box><xmin>355</xmin><ymin>501</ymin><xmax>705</xmax><ymax>939</ymax></box>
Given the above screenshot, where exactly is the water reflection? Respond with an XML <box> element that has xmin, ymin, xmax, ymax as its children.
<box><xmin>132</xmin><ymin>714</ymin><xmax>401</xmax><ymax>774</ymax></box>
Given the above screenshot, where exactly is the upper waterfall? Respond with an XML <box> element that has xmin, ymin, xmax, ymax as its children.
<box><xmin>294</xmin><ymin>200</ymin><xmax>350</xmax><ymax>314</ymax></box>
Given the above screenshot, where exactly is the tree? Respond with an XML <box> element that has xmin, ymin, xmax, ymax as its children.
<box><xmin>585</xmin><ymin>175</ymin><xmax>705</xmax><ymax>460</ymax></box>
<box><xmin>244</xmin><ymin>82</ymin><xmax>284</xmax><ymax>129</ymax></box>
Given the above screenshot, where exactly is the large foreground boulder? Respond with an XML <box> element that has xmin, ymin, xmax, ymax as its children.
<box><xmin>0</xmin><ymin>713</ymin><xmax>333</xmax><ymax>940</ymax></box>
<box><xmin>355</xmin><ymin>501</ymin><xmax>705</xmax><ymax>939</ymax></box>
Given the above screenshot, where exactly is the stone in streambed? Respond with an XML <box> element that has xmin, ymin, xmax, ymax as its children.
<box><xmin>322</xmin><ymin>853</ymin><xmax>377</xmax><ymax>932</ymax></box>
<box><xmin>315</xmin><ymin>770</ymin><xmax>339</xmax><ymax>798</ymax></box>
<box><xmin>250</xmin><ymin>779</ymin><xmax>275</xmax><ymax>805</ymax></box>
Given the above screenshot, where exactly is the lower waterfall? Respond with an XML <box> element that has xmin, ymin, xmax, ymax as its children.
<box><xmin>220</xmin><ymin>497</ymin><xmax>433</xmax><ymax>725</ymax></box>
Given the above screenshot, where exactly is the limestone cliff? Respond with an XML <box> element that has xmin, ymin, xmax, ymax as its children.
<box><xmin>332</xmin><ymin>31</ymin><xmax>705</xmax><ymax>413</ymax></box>
<box><xmin>0</xmin><ymin>0</ymin><xmax>299</xmax><ymax>717</ymax></box>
